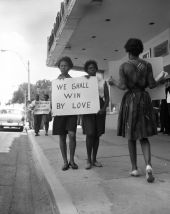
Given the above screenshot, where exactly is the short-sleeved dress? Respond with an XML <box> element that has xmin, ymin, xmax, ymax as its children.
<box><xmin>52</xmin><ymin>74</ymin><xmax>77</xmax><ymax>135</ymax></box>
<box><xmin>117</xmin><ymin>58</ymin><xmax>157</xmax><ymax>140</ymax></box>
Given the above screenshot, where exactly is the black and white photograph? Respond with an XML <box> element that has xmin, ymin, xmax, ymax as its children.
<box><xmin>0</xmin><ymin>0</ymin><xmax>170</xmax><ymax>214</ymax></box>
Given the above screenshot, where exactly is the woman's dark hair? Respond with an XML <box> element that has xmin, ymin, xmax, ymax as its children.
<box><xmin>44</xmin><ymin>94</ymin><xmax>49</xmax><ymax>99</ymax></box>
<box><xmin>84</xmin><ymin>60</ymin><xmax>98</xmax><ymax>72</ymax></box>
<box><xmin>124</xmin><ymin>38</ymin><xmax>144</xmax><ymax>56</ymax></box>
<box><xmin>57</xmin><ymin>56</ymin><xmax>73</xmax><ymax>69</ymax></box>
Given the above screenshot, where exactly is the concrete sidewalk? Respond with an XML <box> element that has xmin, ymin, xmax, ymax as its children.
<box><xmin>28</xmin><ymin>127</ymin><xmax>170</xmax><ymax>214</ymax></box>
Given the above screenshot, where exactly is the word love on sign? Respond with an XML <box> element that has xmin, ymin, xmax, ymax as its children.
<box><xmin>52</xmin><ymin>76</ymin><xmax>100</xmax><ymax>116</ymax></box>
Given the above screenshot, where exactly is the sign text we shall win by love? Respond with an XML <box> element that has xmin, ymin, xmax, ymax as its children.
<box><xmin>52</xmin><ymin>76</ymin><xmax>100</xmax><ymax>116</ymax></box>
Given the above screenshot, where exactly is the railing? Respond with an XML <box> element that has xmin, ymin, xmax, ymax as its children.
<box><xmin>47</xmin><ymin>0</ymin><xmax>72</xmax><ymax>52</ymax></box>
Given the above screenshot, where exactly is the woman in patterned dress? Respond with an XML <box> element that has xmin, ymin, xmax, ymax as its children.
<box><xmin>108</xmin><ymin>38</ymin><xmax>167</xmax><ymax>182</ymax></box>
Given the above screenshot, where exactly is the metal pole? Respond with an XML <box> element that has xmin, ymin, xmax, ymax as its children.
<box><xmin>27</xmin><ymin>60</ymin><xmax>31</xmax><ymax>100</ymax></box>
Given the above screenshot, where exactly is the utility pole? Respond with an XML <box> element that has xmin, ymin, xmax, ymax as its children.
<box><xmin>27</xmin><ymin>60</ymin><xmax>31</xmax><ymax>100</ymax></box>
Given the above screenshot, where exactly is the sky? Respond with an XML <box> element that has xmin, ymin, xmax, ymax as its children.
<box><xmin>0</xmin><ymin>0</ymin><xmax>86</xmax><ymax>104</ymax></box>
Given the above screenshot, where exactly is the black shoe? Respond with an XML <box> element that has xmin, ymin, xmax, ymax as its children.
<box><xmin>69</xmin><ymin>162</ymin><xmax>78</xmax><ymax>169</ymax></box>
<box><xmin>85</xmin><ymin>162</ymin><xmax>92</xmax><ymax>170</ymax></box>
<box><xmin>62</xmin><ymin>162</ymin><xmax>69</xmax><ymax>171</ymax></box>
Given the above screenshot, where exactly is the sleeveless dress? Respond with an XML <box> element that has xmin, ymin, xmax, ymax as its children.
<box><xmin>117</xmin><ymin>59</ymin><xmax>157</xmax><ymax>140</ymax></box>
<box><xmin>82</xmin><ymin>77</ymin><xmax>108</xmax><ymax>137</ymax></box>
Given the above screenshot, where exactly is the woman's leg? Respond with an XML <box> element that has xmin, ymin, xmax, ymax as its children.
<box><xmin>34</xmin><ymin>115</ymin><xmax>39</xmax><ymax>135</ymax></box>
<box><xmin>68</xmin><ymin>131</ymin><xmax>76</xmax><ymax>164</ymax></box>
<box><xmin>128</xmin><ymin>139</ymin><xmax>137</xmax><ymax>171</ymax></box>
<box><xmin>92</xmin><ymin>136</ymin><xmax>102</xmax><ymax>167</ymax></box>
<box><xmin>139</xmin><ymin>138</ymin><xmax>151</xmax><ymax>166</ymax></box>
<box><xmin>140</xmin><ymin>138</ymin><xmax>154</xmax><ymax>182</ymax></box>
<box><xmin>86</xmin><ymin>135</ymin><xmax>94</xmax><ymax>169</ymax></box>
<box><xmin>59</xmin><ymin>134</ymin><xmax>68</xmax><ymax>170</ymax></box>
<box><xmin>45</xmin><ymin>122</ymin><xmax>49</xmax><ymax>135</ymax></box>
<box><xmin>92</xmin><ymin>136</ymin><xmax>99</xmax><ymax>163</ymax></box>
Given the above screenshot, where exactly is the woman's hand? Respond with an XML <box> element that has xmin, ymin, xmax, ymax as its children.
<box><xmin>108</xmin><ymin>76</ymin><xmax>115</xmax><ymax>86</ymax></box>
<box><xmin>97</xmin><ymin>108</ymin><xmax>106</xmax><ymax>114</ymax></box>
<box><xmin>84</xmin><ymin>75</ymin><xmax>90</xmax><ymax>79</ymax></box>
<box><xmin>58</xmin><ymin>76</ymin><xmax>65</xmax><ymax>80</ymax></box>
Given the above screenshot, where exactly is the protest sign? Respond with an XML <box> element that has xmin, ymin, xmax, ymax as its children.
<box><xmin>34</xmin><ymin>101</ymin><xmax>51</xmax><ymax>115</ymax></box>
<box><xmin>52</xmin><ymin>76</ymin><xmax>100</xmax><ymax>116</ymax></box>
<box><xmin>109</xmin><ymin>57</ymin><xmax>165</xmax><ymax>104</ymax></box>
<box><xmin>167</xmin><ymin>92</ymin><xmax>170</xmax><ymax>103</ymax></box>
<box><xmin>146</xmin><ymin>57</ymin><xmax>165</xmax><ymax>100</ymax></box>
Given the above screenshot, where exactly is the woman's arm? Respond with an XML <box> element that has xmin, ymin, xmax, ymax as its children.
<box><xmin>108</xmin><ymin>64</ymin><xmax>127</xmax><ymax>90</ymax></box>
<box><xmin>147</xmin><ymin>63</ymin><xmax>167</xmax><ymax>89</ymax></box>
<box><xmin>108</xmin><ymin>76</ymin><xmax>127</xmax><ymax>90</ymax></box>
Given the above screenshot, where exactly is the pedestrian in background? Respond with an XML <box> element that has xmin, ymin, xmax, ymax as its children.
<box><xmin>32</xmin><ymin>94</ymin><xmax>43</xmax><ymax>136</ymax></box>
<box><xmin>42</xmin><ymin>94</ymin><xmax>52</xmax><ymax>136</ymax></box>
<box><xmin>52</xmin><ymin>56</ymin><xmax>78</xmax><ymax>170</ymax></box>
<box><xmin>165</xmin><ymin>74</ymin><xmax>170</xmax><ymax>134</ymax></box>
<box><xmin>26</xmin><ymin>100</ymin><xmax>33</xmax><ymax>129</ymax></box>
<box><xmin>82</xmin><ymin>60</ymin><xmax>109</xmax><ymax>170</ymax></box>
<box><xmin>108</xmin><ymin>38</ymin><xmax>167</xmax><ymax>183</ymax></box>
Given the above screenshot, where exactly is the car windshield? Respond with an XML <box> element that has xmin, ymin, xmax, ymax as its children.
<box><xmin>0</xmin><ymin>109</ymin><xmax>23</xmax><ymax>115</ymax></box>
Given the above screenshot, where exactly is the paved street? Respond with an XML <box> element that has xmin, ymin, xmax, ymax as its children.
<box><xmin>1</xmin><ymin>126</ymin><xmax>170</xmax><ymax>214</ymax></box>
<box><xmin>28</xmin><ymin>126</ymin><xmax>170</xmax><ymax>214</ymax></box>
<box><xmin>0</xmin><ymin>130</ymin><xmax>55</xmax><ymax>214</ymax></box>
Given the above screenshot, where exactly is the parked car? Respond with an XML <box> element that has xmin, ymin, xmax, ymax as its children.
<box><xmin>0</xmin><ymin>108</ymin><xmax>25</xmax><ymax>131</ymax></box>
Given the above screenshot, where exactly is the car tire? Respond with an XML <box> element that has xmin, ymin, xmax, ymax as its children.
<box><xmin>20</xmin><ymin>127</ymin><xmax>24</xmax><ymax>132</ymax></box>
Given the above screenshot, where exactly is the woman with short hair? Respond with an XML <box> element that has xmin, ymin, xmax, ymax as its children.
<box><xmin>52</xmin><ymin>56</ymin><xmax>78</xmax><ymax>170</ymax></box>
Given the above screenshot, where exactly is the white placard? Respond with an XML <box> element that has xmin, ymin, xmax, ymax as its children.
<box><xmin>146</xmin><ymin>57</ymin><xmax>165</xmax><ymax>100</ymax></box>
<box><xmin>167</xmin><ymin>92</ymin><xmax>170</xmax><ymax>103</ymax></box>
<box><xmin>34</xmin><ymin>101</ymin><xmax>51</xmax><ymax>115</ymax></box>
<box><xmin>109</xmin><ymin>57</ymin><xmax>165</xmax><ymax>104</ymax></box>
<box><xmin>52</xmin><ymin>76</ymin><xmax>100</xmax><ymax>116</ymax></box>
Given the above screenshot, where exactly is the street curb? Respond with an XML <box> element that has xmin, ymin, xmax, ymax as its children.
<box><xmin>28</xmin><ymin>132</ymin><xmax>79</xmax><ymax>214</ymax></box>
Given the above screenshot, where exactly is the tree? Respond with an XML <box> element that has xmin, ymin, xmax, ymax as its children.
<box><xmin>11</xmin><ymin>83</ymin><xmax>28</xmax><ymax>104</ymax></box>
<box><xmin>35</xmin><ymin>79</ymin><xmax>51</xmax><ymax>100</ymax></box>
<box><xmin>11</xmin><ymin>79</ymin><xmax>51</xmax><ymax>104</ymax></box>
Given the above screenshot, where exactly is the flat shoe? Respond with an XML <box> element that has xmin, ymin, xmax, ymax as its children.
<box><xmin>146</xmin><ymin>165</ymin><xmax>155</xmax><ymax>183</ymax></box>
<box><xmin>93</xmin><ymin>161</ymin><xmax>102</xmax><ymax>167</ymax></box>
<box><xmin>62</xmin><ymin>163</ymin><xmax>69</xmax><ymax>171</ymax></box>
<box><xmin>85</xmin><ymin>162</ymin><xmax>92</xmax><ymax>170</ymax></box>
<box><xmin>130</xmin><ymin>169</ymin><xmax>140</xmax><ymax>177</ymax></box>
<box><xmin>69</xmin><ymin>162</ymin><xmax>78</xmax><ymax>169</ymax></box>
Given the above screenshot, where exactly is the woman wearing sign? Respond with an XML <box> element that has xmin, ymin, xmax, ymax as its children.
<box><xmin>52</xmin><ymin>56</ymin><xmax>78</xmax><ymax>170</ymax></box>
<box><xmin>32</xmin><ymin>94</ymin><xmax>43</xmax><ymax>136</ymax></box>
<box><xmin>82</xmin><ymin>60</ymin><xmax>109</xmax><ymax>169</ymax></box>
<box><xmin>108</xmin><ymin>38</ymin><xmax>167</xmax><ymax>182</ymax></box>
